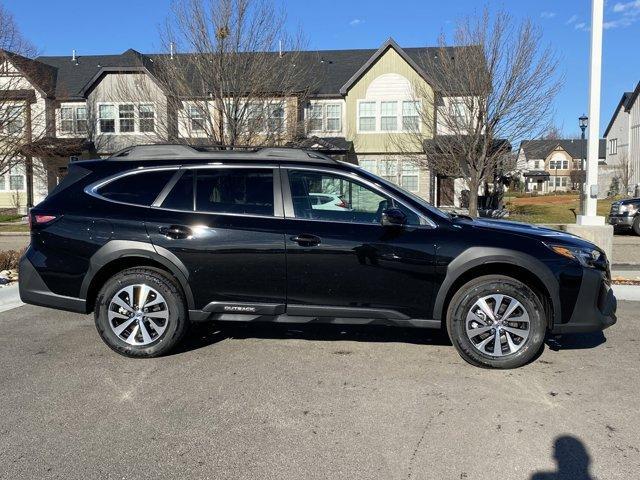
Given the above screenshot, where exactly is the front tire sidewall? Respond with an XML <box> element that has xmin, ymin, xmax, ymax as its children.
<box><xmin>95</xmin><ymin>268</ymin><xmax>187</xmax><ymax>358</ymax></box>
<box><xmin>447</xmin><ymin>275</ymin><xmax>546</xmax><ymax>369</ymax></box>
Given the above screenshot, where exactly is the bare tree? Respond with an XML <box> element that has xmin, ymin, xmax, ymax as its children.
<box><xmin>540</xmin><ymin>124</ymin><xmax>563</xmax><ymax>140</ymax></box>
<box><xmin>614</xmin><ymin>152</ymin><xmax>634</xmax><ymax>196</ymax></box>
<box><xmin>155</xmin><ymin>0</ymin><xmax>315</xmax><ymax>148</ymax></box>
<box><xmin>395</xmin><ymin>9</ymin><xmax>562</xmax><ymax>216</ymax></box>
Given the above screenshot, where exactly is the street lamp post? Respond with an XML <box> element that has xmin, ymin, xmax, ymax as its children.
<box><xmin>579</xmin><ymin>114</ymin><xmax>588</xmax><ymax>215</ymax></box>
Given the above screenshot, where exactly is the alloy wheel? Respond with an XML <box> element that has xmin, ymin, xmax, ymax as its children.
<box><xmin>465</xmin><ymin>294</ymin><xmax>530</xmax><ymax>357</ymax></box>
<box><xmin>108</xmin><ymin>284</ymin><xmax>169</xmax><ymax>346</ymax></box>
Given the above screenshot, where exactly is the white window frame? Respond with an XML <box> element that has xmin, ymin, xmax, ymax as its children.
<box><xmin>357</xmin><ymin>99</ymin><xmax>422</xmax><ymax>134</ymax></box>
<box><xmin>325</xmin><ymin>103</ymin><xmax>342</xmax><ymax>132</ymax></box>
<box><xmin>609</xmin><ymin>138</ymin><xmax>618</xmax><ymax>155</ymax></box>
<box><xmin>138</xmin><ymin>104</ymin><xmax>155</xmax><ymax>133</ymax></box>
<box><xmin>97</xmin><ymin>102</ymin><xmax>156</xmax><ymax>135</ymax></box>
<box><xmin>3</xmin><ymin>106</ymin><xmax>24</xmax><ymax>134</ymax></box>
<box><xmin>9</xmin><ymin>174</ymin><xmax>25</xmax><ymax>191</ymax></box>
<box><xmin>0</xmin><ymin>174</ymin><xmax>5</xmax><ymax>191</ymax></box>
<box><xmin>59</xmin><ymin>104</ymin><xmax>88</xmax><ymax>135</ymax></box>
<box><xmin>308</xmin><ymin>103</ymin><xmax>324</xmax><ymax>132</ymax></box>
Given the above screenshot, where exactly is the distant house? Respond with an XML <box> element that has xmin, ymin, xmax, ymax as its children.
<box><xmin>603</xmin><ymin>81</ymin><xmax>640</xmax><ymax>195</ymax></box>
<box><xmin>517</xmin><ymin>139</ymin><xmax>605</xmax><ymax>194</ymax></box>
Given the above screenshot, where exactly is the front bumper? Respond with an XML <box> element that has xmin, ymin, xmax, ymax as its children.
<box><xmin>551</xmin><ymin>268</ymin><xmax>617</xmax><ymax>334</ymax></box>
<box><xmin>608</xmin><ymin>215</ymin><xmax>634</xmax><ymax>228</ymax></box>
<box><xmin>19</xmin><ymin>254</ymin><xmax>87</xmax><ymax>313</ymax></box>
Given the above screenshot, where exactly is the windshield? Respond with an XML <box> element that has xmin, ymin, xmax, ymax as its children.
<box><xmin>348</xmin><ymin>163</ymin><xmax>452</xmax><ymax>221</ymax></box>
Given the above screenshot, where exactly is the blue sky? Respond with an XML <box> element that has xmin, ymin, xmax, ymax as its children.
<box><xmin>4</xmin><ymin>0</ymin><xmax>639</xmax><ymax>137</ymax></box>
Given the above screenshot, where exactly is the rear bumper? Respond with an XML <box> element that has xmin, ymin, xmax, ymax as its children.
<box><xmin>551</xmin><ymin>268</ymin><xmax>617</xmax><ymax>334</ymax></box>
<box><xmin>19</xmin><ymin>254</ymin><xmax>87</xmax><ymax>313</ymax></box>
<box><xmin>608</xmin><ymin>215</ymin><xmax>634</xmax><ymax>228</ymax></box>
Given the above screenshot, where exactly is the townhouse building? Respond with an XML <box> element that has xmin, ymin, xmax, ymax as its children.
<box><xmin>517</xmin><ymin>139</ymin><xmax>605</xmax><ymax>194</ymax></box>
<box><xmin>0</xmin><ymin>38</ymin><xmax>478</xmax><ymax>213</ymax></box>
<box><xmin>603</xmin><ymin>81</ymin><xmax>640</xmax><ymax>195</ymax></box>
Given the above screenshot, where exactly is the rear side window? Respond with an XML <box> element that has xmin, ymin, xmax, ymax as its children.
<box><xmin>196</xmin><ymin>169</ymin><xmax>274</xmax><ymax>216</ymax></box>
<box><xmin>99</xmin><ymin>170</ymin><xmax>175</xmax><ymax>206</ymax></box>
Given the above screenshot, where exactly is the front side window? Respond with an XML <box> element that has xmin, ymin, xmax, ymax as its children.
<box><xmin>358</xmin><ymin>102</ymin><xmax>376</xmax><ymax>132</ymax></box>
<box><xmin>98</xmin><ymin>170</ymin><xmax>175</xmax><ymax>205</ymax></box>
<box><xmin>119</xmin><ymin>104</ymin><xmax>135</xmax><ymax>133</ymax></box>
<box><xmin>288</xmin><ymin>170</ymin><xmax>418</xmax><ymax>225</ymax></box>
<box><xmin>99</xmin><ymin>105</ymin><xmax>115</xmax><ymax>133</ymax></box>
<box><xmin>196</xmin><ymin>169</ymin><xmax>274</xmax><ymax>216</ymax></box>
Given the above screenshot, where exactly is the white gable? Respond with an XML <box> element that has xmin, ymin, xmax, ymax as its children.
<box><xmin>365</xmin><ymin>73</ymin><xmax>413</xmax><ymax>100</ymax></box>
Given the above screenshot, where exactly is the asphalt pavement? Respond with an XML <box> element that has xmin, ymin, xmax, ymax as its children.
<box><xmin>0</xmin><ymin>302</ymin><xmax>638</xmax><ymax>480</ymax></box>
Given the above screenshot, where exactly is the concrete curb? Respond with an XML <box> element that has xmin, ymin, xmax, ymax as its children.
<box><xmin>0</xmin><ymin>232</ymin><xmax>29</xmax><ymax>236</ymax></box>
<box><xmin>0</xmin><ymin>283</ymin><xmax>23</xmax><ymax>313</ymax></box>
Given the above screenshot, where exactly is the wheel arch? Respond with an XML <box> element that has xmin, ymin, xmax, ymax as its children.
<box><xmin>80</xmin><ymin>240</ymin><xmax>194</xmax><ymax>312</ymax></box>
<box><xmin>433</xmin><ymin>247</ymin><xmax>559</xmax><ymax>329</ymax></box>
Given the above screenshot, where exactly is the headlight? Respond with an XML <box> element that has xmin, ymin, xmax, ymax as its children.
<box><xmin>619</xmin><ymin>204</ymin><xmax>638</xmax><ymax>215</ymax></box>
<box><xmin>546</xmin><ymin>243</ymin><xmax>603</xmax><ymax>267</ymax></box>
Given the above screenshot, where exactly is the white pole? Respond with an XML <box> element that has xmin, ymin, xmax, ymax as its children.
<box><xmin>578</xmin><ymin>0</ymin><xmax>605</xmax><ymax>225</ymax></box>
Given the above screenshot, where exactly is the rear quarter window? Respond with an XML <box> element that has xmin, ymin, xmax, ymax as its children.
<box><xmin>98</xmin><ymin>170</ymin><xmax>176</xmax><ymax>206</ymax></box>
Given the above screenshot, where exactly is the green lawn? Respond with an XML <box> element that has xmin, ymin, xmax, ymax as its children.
<box><xmin>504</xmin><ymin>194</ymin><xmax>615</xmax><ymax>224</ymax></box>
<box><xmin>0</xmin><ymin>214</ymin><xmax>23</xmax><ymax>222</ymax></box>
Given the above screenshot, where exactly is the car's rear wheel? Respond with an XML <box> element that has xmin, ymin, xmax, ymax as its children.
<box><xmin>95</xmin><ymin>267</ymin><xmax>188</xmax><ymax>357</ymax></box>
<box><xmin>446</xmin><ymin>275</ymin><xmax>546</xmax><ymax>369</ymax></box>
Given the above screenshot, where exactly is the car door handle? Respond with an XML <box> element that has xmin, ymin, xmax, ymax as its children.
<box><xmin>159</xmin><ymin>225</ymin><xmax>192</xmax><ymax>239</ymax></box>
<box><xmin>290</xmin><ymin>234</ymin><xmax>321</xmax><ymax>247</ymax></box>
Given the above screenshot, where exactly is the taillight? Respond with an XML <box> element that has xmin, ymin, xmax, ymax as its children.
<box><xmin>30</xmin><ymin>213</ymin><xmax>58</xmax><ymax>229</ymax></box>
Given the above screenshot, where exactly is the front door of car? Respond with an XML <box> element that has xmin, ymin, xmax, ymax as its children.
<box><xmin>145</xmin><ymin>166</ymin><xmax>287</xmax><ymax>313</ymax></box>
<box><xmin>282</xmin><ymin>167</ymin><xmax>438</xmax><ymax>320</ymax></box>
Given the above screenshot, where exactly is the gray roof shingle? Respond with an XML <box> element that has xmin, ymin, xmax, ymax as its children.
<box><xmin>519</xmin><ymin>139</ymin><xmax>606</xmax><ymax>160</ymax></box>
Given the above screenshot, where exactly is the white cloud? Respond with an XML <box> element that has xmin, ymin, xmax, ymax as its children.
<box><xmin>613</xmin><ymin>0</ymin><xmax>640</xmax><ymax>13</ymax></box>
<box><xmin>540</xmin><ymin>11</ymin><xmax>556</xmax><ymax>19</ymax></box>
<box><xmin>574</xmin><ymin>22</ymin><xmax>588</xmax><ymax>31</ymax></box>
<box><xmin>349</xmin><ymin>19</ymin><xmax>364</xmax><ymax>26</ymax></box>
<box><xmin>566</xmin><ymin>14</ymin><xmax>579</xmax><ymax>25</ymax></box>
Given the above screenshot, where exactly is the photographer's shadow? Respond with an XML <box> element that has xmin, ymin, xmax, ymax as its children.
<box><xmin>530</xmin><ymin>436</ymin><xmax>594</xmax><ymax>480</ymax></box>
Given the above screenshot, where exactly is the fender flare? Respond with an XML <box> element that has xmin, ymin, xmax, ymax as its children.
<box><xmin>432</xmin><ymin>247</ymin><xmax>560</xmax><ymax>325</ymax></box>
<box><xmin>79</xmin><ymin>240</ymin><xmax>195</xmax><ymax>310</ymax></box>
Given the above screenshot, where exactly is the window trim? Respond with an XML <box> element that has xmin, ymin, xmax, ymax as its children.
<box><xmin>97</xmin><ymin>102</ymin><xmax>156</xmax><ymax>135</ymax></box>
<box><xmin>307</xmin><ymin>101</ymin><xmax>343</xmax><ymax>133</ymax></box>
<box><xmin>280</xmin><ymin>166</ymin><xmax>432</xmax><ymax>227</ymax></box>
<box><xmin>609</xmin><ymin>138</ymin><xmax>618</xmax><ymax>155</ymax></box>
<box><xmin>356</xmin><ymin>99</ymin><xmax>422</xmax><ymax>134</ymax></box>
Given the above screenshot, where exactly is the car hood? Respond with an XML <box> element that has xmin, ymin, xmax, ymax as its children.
<box><xmin>456</xmin><ymin>217</ymin><xmax>599</xmax><ymax>250</ymax></box>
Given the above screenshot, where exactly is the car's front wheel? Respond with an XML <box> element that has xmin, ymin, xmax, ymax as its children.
<box><xmin>95</xmin><ymin>267</ymin><xmax>188</xmax><ymax>357</ymax></box>
<box><xmin>446</xmin><ymin>275</ymin><xmax>546</xmax><ymax>368</ymax></box>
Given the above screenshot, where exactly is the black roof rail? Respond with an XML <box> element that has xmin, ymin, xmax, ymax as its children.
<box><xmin>109</xmin><ymin>144</ymin><xmax>338</xmax><ymax>163</ymax></box>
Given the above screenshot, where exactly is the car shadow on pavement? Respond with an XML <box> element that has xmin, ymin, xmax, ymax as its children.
<box><xmin>544</xmin><ymin>332</ymin><xmax>606</xmax><ymax>351</ymax></box>
<box><xmin>172</xmin><ymin>322</ymin><xmax>452</xmax><ymax>354</ymax></box>
<box><xmin>530</xmin><ymin>435</ymin><xmax>595</xmax><ymax>480</ymax></box>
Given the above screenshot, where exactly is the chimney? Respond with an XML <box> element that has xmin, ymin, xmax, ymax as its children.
<box><xmin>279</xmin><ymin>40</ymin><xmax>283</xmax><ymax>58</ymax></box>
<box><xmin>71</xmin><ymin>49</ymin><xmax>77</xmax><ymax>64</ymax></box>
<box><xmin>170</xmin><ymin>42</ymin><xmax>175</xmax><ymax>60</ymax></box>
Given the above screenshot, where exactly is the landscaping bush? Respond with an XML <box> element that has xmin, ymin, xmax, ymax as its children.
<box><xmin>0</xmin><ymin>247</ymin><xmax>26</xmax><ymax>271</ymax></box>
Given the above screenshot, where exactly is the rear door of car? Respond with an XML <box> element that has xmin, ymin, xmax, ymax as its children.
<box><xmin>145</xmin><ymin>164</ymin><xmax>287</xmax><ymax>313</ymax></box>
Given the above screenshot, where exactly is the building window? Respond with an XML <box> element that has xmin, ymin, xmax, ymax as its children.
<box><xmin>401</xmin><ymin>162</ymin><xmax>419</xmax><ymax>192</ymax></box>
<box><xmin>9</xmin><ymin>174</ymin><xmax>24</xmax><ymax>191</ymax></box>
<box><xmin>378</xmin><ymin>159</ymin><xmax>398</xmax><ymax>183</ymax></box>
<box><xmin>266</xmin><ymin>104</ymin><xmax>285</xmax><ymax>133</ymax></box>
<box><xmin>99</xmin><ymin>104</ymin><xmax>115</xmax><ymax>133</ymax></box>
<box><xmin>5</xmin><ymin>106</ymin><xmax>23</xmax><ymax>134</ymax></box>
<box><xmin>380</xmin><ymin>101</ymin><xmax>398</xmax><ymax>131</ymax></box>
<box><xmin>359</xmin><ymin>159</ymin><xmax>377</xmax><ymax>174</ymax></box>
<box><xmin>308</xmin><ymin>104</ymin><xmax>323</xmax><ymax>132</ymax></box>
<box><xmin>0</xmin><ymin>175</ymin><xmax>5</xmax><ymax>190</ymax></box>
<box><xmin>60</xmin><ymin>107</ymin><xmax>74</xmax><ymax>134</ymax></box>
<box><xmin>562</xmin><ymin>160</ymin><xmax>568</xmax><ymax>169</ymax></box>
<box><xmin>188</xmin><ymin>105</ymin><xmax>206</xmax><ymax>132</ymax></box>
<box><xmin>326</xmin><ymin>104</ymin><xmax>342</xmax><ymax>132</ymax></box>
<box><xmin>76</xmin><ymin>106</ymin><xmax>88</xmax><ymax>134</ymax></box>
<box><xmin>402</xmin><ymin>101</ymin><xmax>419</xmax><ymax>132</ymax></box>
<box><xmin>358</xmin><ymin>101</ymin><xmax>376</xmax><ymax>132</ymax></box>
<box><xmin>119</xmin><ymin>104</ymin><xmax>135</xmax><ymax>133</ymax></box>
<box><xmin>246</xmin><ymin>103</ymin><xmax>264</xmax><ymax>133</ymax></box>
<box><xmin>449</xmin><ymin>98</ymin><xmax>466</xmax><ymax>126</ymax></box>
<box><xmin>609</xmin><ymin>138</ymin><xmax>618</xmax><ymax>155</ymax></box>
<box><xmin>139</xmin><ymin>104</ymin><xmax>155</xmax><ymax>133</ymax></box>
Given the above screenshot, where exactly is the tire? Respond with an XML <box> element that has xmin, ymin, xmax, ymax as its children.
<box><xmin>94</xmin><ymin>267</ymin><xmax>188</xmax><ymax>358</ymax></box>
<box><xmin>446</xmin><ymin>275</ymin><xmax>546</xmax><ymax>369</ymax></box>
<box><xmin>633</xmin><ymin>216</ymin><xmax>640</xmax><ymax>236</ymax></box>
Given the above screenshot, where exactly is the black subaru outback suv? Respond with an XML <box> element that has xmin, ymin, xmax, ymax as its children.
<box><xmin>19</xmin><ymin>145</ymin><xmax>616</xmax><ymax>368</ymax></box>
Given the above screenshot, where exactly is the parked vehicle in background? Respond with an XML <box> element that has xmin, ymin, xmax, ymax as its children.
<box><xmin>609</xmin><ymin>198</ymin><xmax>640</xmax><ymax>235</ymax></box>
<box><xmin>19</xmin><ymin>145</ymin><xmax>616</xmax><ymax>369</ymax></box>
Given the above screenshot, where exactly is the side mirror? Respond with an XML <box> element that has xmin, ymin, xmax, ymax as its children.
<box><xmin>381</xmin><ymin>208</ymin><xmax>407</xmax><ymax>227</ymax></box>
